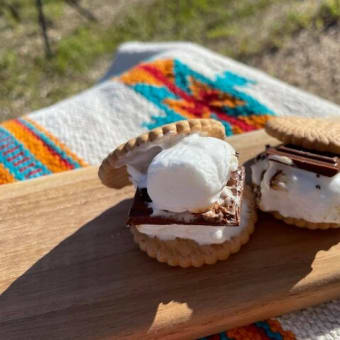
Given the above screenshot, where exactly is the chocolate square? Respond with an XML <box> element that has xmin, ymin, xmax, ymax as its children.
<box><xmin>265</xmin><ymin>144</ymin><xmax>340</xmax><ymax>177</ymax></box>
<box><xmin>127</xmin><ymin>167</ymin><xmax>245</xmax><ymax>227</ymax></box>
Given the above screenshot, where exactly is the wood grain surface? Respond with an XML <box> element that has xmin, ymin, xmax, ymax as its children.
<box><xmin>1</xmin><ymin>129</ymin><xmax>340</xmax><ymax>340</ymax></box>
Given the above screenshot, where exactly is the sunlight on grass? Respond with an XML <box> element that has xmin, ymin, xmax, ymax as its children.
<box><xmin>0</xmin><ymin>0</ymin><xmax>339</xmax><ymax>120</ymax></box>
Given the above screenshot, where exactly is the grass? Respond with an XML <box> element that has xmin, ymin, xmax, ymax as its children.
<box><xmin>253</xmin><ymin>0</ymin><xmax>340</xmax><ymax>54</ymax></box>
<box><xmin>0</xmin><ymin>0</ymin><xmax>339</xmax><ymax>121</ymax></box>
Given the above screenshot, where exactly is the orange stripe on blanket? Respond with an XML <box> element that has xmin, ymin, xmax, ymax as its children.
<box><xmin>227</xmin><ymin>324</ymin><xmax>270</xmax><ymax>340</ymax></box>
<box><xmin>119</xmin><ymin>59</ymin><xmax>175</xmax><ymax>86</ymax></box>
<box><xmin>0</xmin><ymin>163</ymin><xmax>15</xmax><ymax>184</ymax></box>
<box><xmin>238</xmin><ymin>114</ymin><xmax>271</xmax><ymax>130</ymax></box>
<box><xmin>3</xmin><ymin>120</ymin><xmax>80</xmax><ymax>173</ymax></box>
<box><xmin>24</xmin><ymin>117</ymin><xmax>87</xmax><ymax>167</ymax></box>
<box><xmin>164</xmin><ymin>98</ymin><xmax>212</xmax><ymax>119</ymax></box>
<box><xmin>267</xmin><ymin>320</ymin><xmax>296</xmax><ymax>340</ymax></box>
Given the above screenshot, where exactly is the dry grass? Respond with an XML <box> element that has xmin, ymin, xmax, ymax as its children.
<box><xmin>0</xmin><ymin>0</ymin><xmax>339</xmax><ymax>121</ymax></box>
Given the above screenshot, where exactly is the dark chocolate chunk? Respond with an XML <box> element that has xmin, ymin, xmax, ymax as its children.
<box><xmin>140</xmin><ymin>188</ymin><xmax>152</xmax><ymax>202</ymax></box>
<box><xmin>127</xmin><ymin>167</ymin><xmax>245</xmax><ymax>227</ymax></box>
<box><xmin>256</xmin><ymin>152</ymin><xmax>266</xmax><ymax>161</ymax></box>
<box><xmin>252</xmin><ymin>183</ymin><xmax>261</xmax><ymax>201</ymax></box>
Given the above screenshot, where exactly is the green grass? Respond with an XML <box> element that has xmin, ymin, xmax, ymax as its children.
<box><xmin>48</xmin><ymin>0</ymin><xmax>280</xmax><ymax>74</ymax></box>
<box><xmin>1</xmin><ymin>0</ymin><xmax>339</xmax><ymax>120</ymax></box>
<box><xmin>318</xmin><ymin>0</ymin><xmax>340</xmax><ymax>27</ymax></box>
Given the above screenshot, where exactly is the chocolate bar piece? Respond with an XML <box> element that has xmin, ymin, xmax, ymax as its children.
<box><xmin>266</xmin><ymin>144</ymin><xmax>340</xmax><ymax>177</ymax></box>
<box><xmin>128</xmin><ymin>167</ymin><xmax>245</xmax><ymax>227</ymax></box>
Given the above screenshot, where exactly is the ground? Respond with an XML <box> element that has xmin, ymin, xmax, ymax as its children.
<box><xmin>0</xmin><ymin>0</ymin><xmax>339</xmax><ymax>121</ymax></box>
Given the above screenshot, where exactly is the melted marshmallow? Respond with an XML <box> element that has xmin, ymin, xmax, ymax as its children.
<box><xmin>149</xmin><ymin>185</ymin><xmax>240</xmax><ymax>222</ymax></box>
<box><xmin>251</xmin><ymin>158</ymin><xmax>340</xmax><ymax>223</ymax></box>
<box><xmin>137</xmin><ymin>201</ymin><xmax>250</xmax><ymax>245</ymax></box>
<box><xmin>147</xmin><ymin>133</ymin><xmax>238</xmax><ymax>212</ymax></box>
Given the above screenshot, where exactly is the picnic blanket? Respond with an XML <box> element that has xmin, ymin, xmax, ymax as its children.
<box><xmin>1</xmin><ymin>42</ymin><xmax>340</xmax><ymax>339</ymax></box>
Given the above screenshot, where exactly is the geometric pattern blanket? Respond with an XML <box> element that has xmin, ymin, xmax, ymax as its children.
<box><xmin>1</xmin><ymin>42</ymin><xmax>340</xmax><ymax>339</ymax></box>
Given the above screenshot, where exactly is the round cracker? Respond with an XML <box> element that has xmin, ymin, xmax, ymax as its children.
<box><xmin>130</xmin><ymin>187</ymin><xmax>257</xmax><ymax>268</ymax></box>
<box><xmin>265</xmin><ymin>116</ymin><xmax>340</xmax><ymax>154</ymax></box>
<box><xmin>99</xmin><ymin>119</ymin><xmax>226</xmax><ymax>188</ymax></box>
<box><xmin>271</xmin><ymin>211</ymin><xmax>340</xmax><ymax>230</ymax></box>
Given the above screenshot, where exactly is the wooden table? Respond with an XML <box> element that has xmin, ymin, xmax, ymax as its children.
<box><xmin>1</xmin><ymin>130</ymin><xmax>340</xmax><ymax>339</ymax></box>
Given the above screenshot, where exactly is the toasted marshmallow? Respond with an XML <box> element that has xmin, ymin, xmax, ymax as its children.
<box><xmin>147</xmin><ymin>133</ymin><xmax>238</xmax><ymax>213</ymax></box>
<box><xmin>251</xmin><ymin>158</ymin><xmax>340</xmax><ymax>223</ymax></box>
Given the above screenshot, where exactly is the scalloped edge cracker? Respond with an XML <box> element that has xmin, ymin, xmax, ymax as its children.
<box><xmin>270</xmin><ymin>211</ymin><xmax>340</xmax><ymax>230</ymax></box>
<box><xmin>99</xmin><ymin>119</ymin><xmax>226</xmax><ymax>188</ymax></box>
<box><xmin>265</xmin><ymin>116</ymin><xmax>340</xmax><ymax>154</ymax></box>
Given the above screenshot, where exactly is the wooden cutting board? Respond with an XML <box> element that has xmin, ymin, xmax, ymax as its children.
<box><xmin>1</xmin><ymin>129</ymin><xmax>340</xmax><ymax>340</ymax></box>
